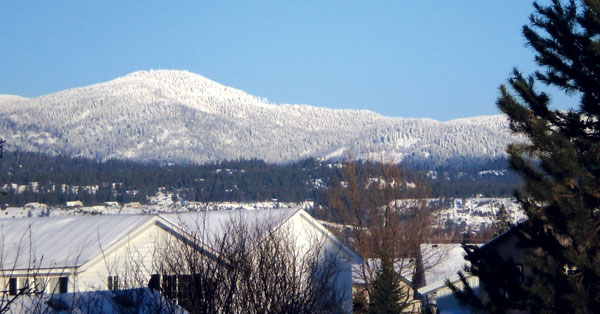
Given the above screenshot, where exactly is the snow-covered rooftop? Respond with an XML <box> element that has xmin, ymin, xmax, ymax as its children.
<box><xmin>0</xmin><ymin>209</ymin><xmax>301</xmax><ymax>270</ymax></box>
<box><xmin>0</xmin><ymin>214</ymin><xmax>154</xmax><ymax>270</ymax></box>
<box><xmin>161</xmin><ymin>208</ymin><xmax>299</xmax><ymax>242</ymax></box>
<box><xmin>420</xmin><ymin>243</ymin><xmax>475</xmax><ymax>287</ymax></box>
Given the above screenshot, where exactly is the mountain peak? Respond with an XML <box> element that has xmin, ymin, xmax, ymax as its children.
<box><xmin>0</xmin><ymin>70</ymin><xmax>517</xmax><ymax>165</ymax></box>
<box><xmin>120</xmin><ymin>69</ymin><xmax>207</xmax><ymax>81</ymax></box>
<box><xmin>100</xmin><ymin>69</ymin><xmax>269</xmax><ymax>108</ymax></box>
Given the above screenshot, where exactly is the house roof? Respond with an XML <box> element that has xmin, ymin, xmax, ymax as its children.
<box><xmin>417</xmin><ymin>243</ymin><xmax>483</xmax><ymax>294</ymax></box>
<box><xmin>160</xmin><ymin>208</ymin><xmax>299</xmax><ymax>242</ymax></box>
<box><xmin>294</xmin><ymin>210</ymin><xmax>363</xmax><ymax>264</ymax></box>
<box><xmin>0</xmin><ymin>214</ymin><xmax>158</xmax><ymax>270</ymax></box>
<box><xmin>420</xmin><ymin>243</ymin><xmax>469</xmax><ymax>287</ymax></box>
<box><xmin>0</xmin><ymin>208</ymin><xmax>362</xmax><ymax>271</ymax></box>
<box><xmin>162</xmin><ymin>208</ymin><xmax>363</xmax><ymax>264</ymax></box>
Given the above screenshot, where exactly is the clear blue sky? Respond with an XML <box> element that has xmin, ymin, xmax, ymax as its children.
<box><xmin>0</xmin><ymin>1</ymin><xmax>572</xmax><ymax>121</ymax></box>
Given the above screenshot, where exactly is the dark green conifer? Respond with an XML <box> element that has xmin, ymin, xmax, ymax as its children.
<box><xmin>451</xmin><ymin>0</ymin><xmax>600</xmax><ymax>313</ymax></box>
<box><xmin>368</xmin><ymin>257</ymin><xmax>404</xmax><ymax>314</ymax></box>
<box><xmin>448</xmin><ymin>243</ymin><xmax>526</xmax><ymax>313</ymax></box>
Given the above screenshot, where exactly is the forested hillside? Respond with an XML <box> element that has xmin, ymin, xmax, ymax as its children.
<box><xmin>0</xmin><ymin>70</ymin><xmax>519</xmax><ymax>166</ymax></box>
<box><xmin>0</xmin><ymin>151</ymin><xmax>520</xmax><ymax>206</ymax></box>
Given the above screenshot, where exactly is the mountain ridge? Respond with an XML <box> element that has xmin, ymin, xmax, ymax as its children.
<box><xmin>0</xmin><ymin>69</ymin><xmax>519</xmax><ymax>165</ymax></box>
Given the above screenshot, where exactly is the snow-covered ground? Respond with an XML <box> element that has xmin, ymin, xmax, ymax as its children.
<box><xmin>0</xmin><ymin>191</ymin><xmax>313</xmax><ymax>219</ymax></box>
<box><xmin>431</xmin><ymin>197</ymin><xmax>526</xmax><ymax>230</ymax></box>
<box><xmin>389</xmin><ymin>197</ymin><xmax>525</xmax><ymax>231</ymax></box>
<box><xmin>0</xmin><ymin>192</ymin><xmax>524</xmax><ymax>232</ymax></box>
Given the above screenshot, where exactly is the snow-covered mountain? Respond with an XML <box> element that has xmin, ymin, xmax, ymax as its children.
<box><xmin>0</xmin><ymin>70</ymin><xmax>519</xmax><ymax>164</ymax></box>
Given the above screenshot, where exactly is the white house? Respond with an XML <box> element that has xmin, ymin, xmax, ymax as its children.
<box><xmin>161</xmin><ymin>208</ymin><xmax>364</xmax><ymax>312</ymax></box>
<box><xmin>0</xmin><ymin>214</ymin><xmax>178</xmax><ymax>294</ymax></box>
<box><xmin>0</xmin><ymin>208</ymin><xmax>363</xmax><ymax>312</ymax></box>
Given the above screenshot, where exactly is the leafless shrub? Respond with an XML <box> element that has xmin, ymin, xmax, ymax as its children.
<box><xmin>320</xmin><ymin>158</ymin><xmax>438</xmax><ymax>311</ymax></box>
<box><xmin>151</xmin><ymin>212</ymin><xmax>348</xmax><ymax>313</ymax></box>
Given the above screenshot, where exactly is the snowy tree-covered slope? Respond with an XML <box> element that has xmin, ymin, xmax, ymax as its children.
<box><xmin>0</xmin><ymin>70</ymin><xmax>519</xmax><ymax>164</ymax></box>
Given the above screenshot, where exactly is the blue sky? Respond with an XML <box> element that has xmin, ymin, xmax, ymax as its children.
<box><xmin>0</xmin><ymin>1</ymin><xmax>572</xmax><ymax>121</ymax></box>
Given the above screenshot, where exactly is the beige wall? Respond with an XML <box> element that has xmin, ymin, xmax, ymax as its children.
<box><xmin>75</xmin><ymin>221</ymin><xmax>177</xmax><ymax>291</ymax></box>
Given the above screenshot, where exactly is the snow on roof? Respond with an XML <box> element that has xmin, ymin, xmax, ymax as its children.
<box><xmin>0</xmin><ymin>215</ymin><xmax>155</xmax><ymax>270</ymax></box>
<box><xmin>420</xmin><ymin>243</ymin><xmax>474</xmax><ymax>287</ymax></box>
<box><xmin>160</xmin><ymin>208</ymin><xmax>300</xmax><ymax>243</ymax></box>
<box><xmin>0</xmin><ymin>208</ymin><xmax>318</xmax><ymax>271</ymax></box>
<box><xmin>7</xmin><ymin>288</ymin><xmax>187</xmax><ymax>314</ymax></box>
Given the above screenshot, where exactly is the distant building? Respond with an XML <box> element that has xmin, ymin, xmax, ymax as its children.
<box><xmin>125</xmin><ymin>201</ymin><xmax>142</xmax><ymax>209</ymax></box>
<box><xmin>65</xmin><ymin>200</ymin><xmax>83</xmax><ymax>208</ymax></box>
<box><xmin>23</xmin><ymin>202</ymin><xmax>48</xmax><ymax>209</ymax></box>
<box><xmin>465</xmin><ymin>226</ymin><xmax>530</xmax><ymax>314</ymax></box>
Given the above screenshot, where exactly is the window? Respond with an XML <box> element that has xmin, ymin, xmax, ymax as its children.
<box><xmin>8</xmin><ymin>278</ymin><xmax>31</xmax><ymax>295</ymax></box>
<box><xmin>513</xmin><ymin>264</ymin><xmax>524</xmax><ymax>281</ymax></box>
<box><xmin>58</xmin><ymin>277</ymin><xmax>68</xmax><ymax>294</ymax></box>
<box><xmin>162</xmin><ymin>275</ymin><xmax>176</xmax><ymax>299</ymax></box>
<box><xmin>8</xmin><ymin>278</ymin><xmax>17</xmax><ymax>296</ymax></box>
<box><xmin>177</xmin><ymin>275</ymin><xmax>193</xmax><ymax>306</ymax></box>
<box><xmin>506</xmin><ymin>264</ymin><xmax>524</xmax><ymax>308</ymax></box>
<box><xmin>160</xmin><ymin>274</ymin><xmax>198</xmax><ymax>307</ymax></box>
<box><xmin>107</xmin><ymin>275</ymin><xmax>119</xmax><ymax>291</ymax></box>
<box><xmin>46</xmin><ymin>276</ymin><xmax>69</xmax><ymax>294</ymax></box>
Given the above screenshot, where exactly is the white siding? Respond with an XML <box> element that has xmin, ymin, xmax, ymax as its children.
<box><xmin>284</xmin><ymin>212</ymin><xmax>356</xmax><ymax>313</ymax></box>
<box><xmin>75</xmin><ymin>222</ymin><xmax>178</xmax><ymax>291</ymax></box>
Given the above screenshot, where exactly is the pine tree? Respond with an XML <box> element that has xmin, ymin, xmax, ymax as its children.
<box><xmin>368</xmin><ymin>257</ymin><xmax>404</xmax><ymax>314</ymax></box>
<box><xmin>491</xmin><ymin>204</ymin><xmax>512</xmax><ymax>236</ymax></box>
<box><xmin>452</xmin><ymin>0</ymin><xmax>600</xmax><ymax>313</ymax></box>
<box><xmin>448</xmin><ymin>243</ymin><xmax>527</xmax><ymax>314</ymax></box>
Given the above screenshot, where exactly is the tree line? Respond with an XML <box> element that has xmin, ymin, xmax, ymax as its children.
<box><xmin>0</xmin><ymin>150</ymin><xmax>520</xmax><ymax>207</ymax></box>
